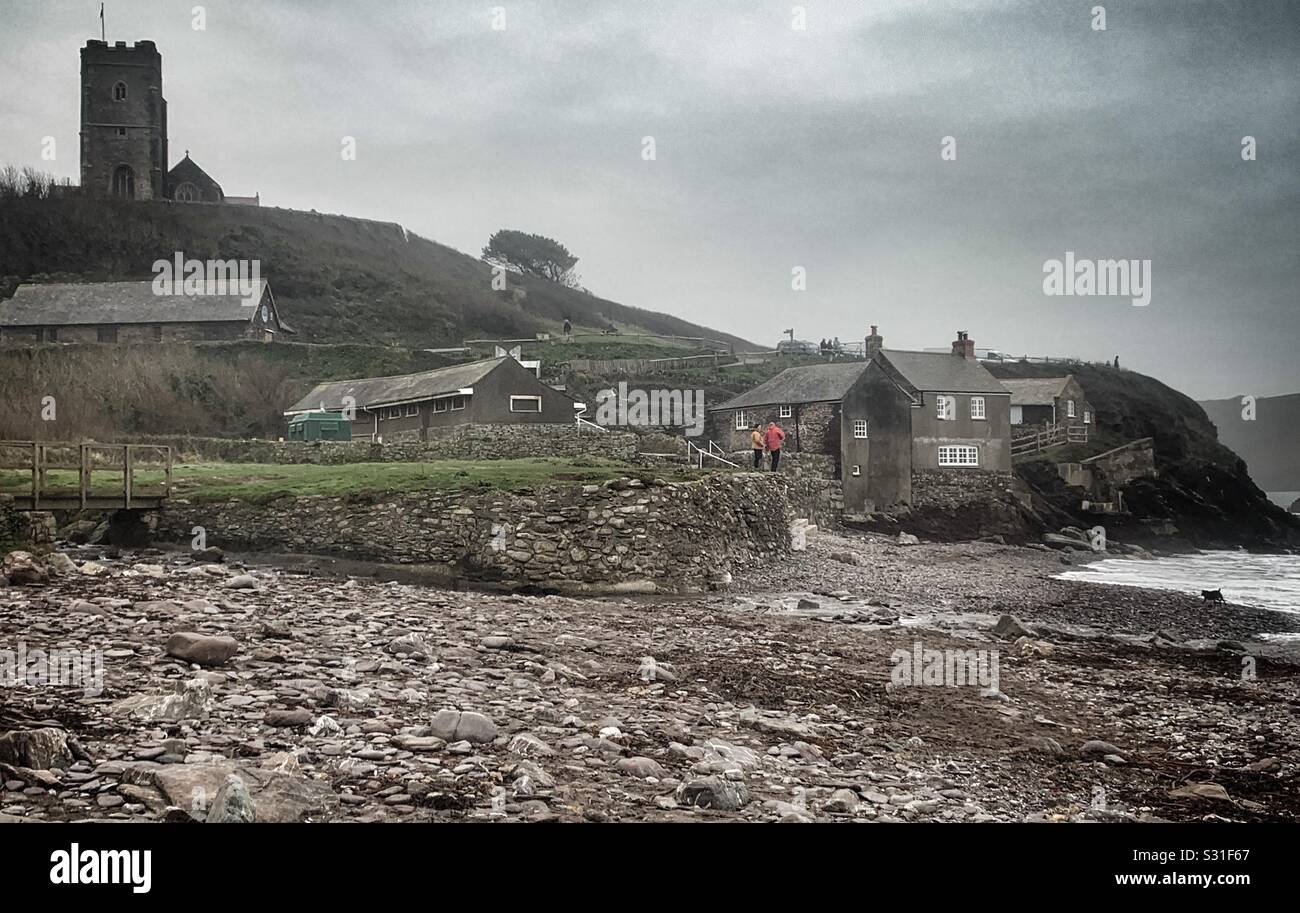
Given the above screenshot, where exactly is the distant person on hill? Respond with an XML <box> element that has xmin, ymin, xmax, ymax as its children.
<box><xmin>562</xmin><ymin>317</ymin><xmax>572</xmax><ymax>337</ymax></box>
<box><xmin>765</xmin><ymin>421</ymin><xmax>786</xmax><ymax>471</ymax></box>
<box><xmin>750</xmin><ymin>423</ymin><xmax>765</xmax><ymax>469</ymax></box>
<box><xmin>1114</xmin><ymin>355</ymin><xmax>1120</xmax><ymax>369</ymax></box>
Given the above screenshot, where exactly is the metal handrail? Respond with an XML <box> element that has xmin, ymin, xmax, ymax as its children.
<box><xmin>687</xmin><ymin>441</ymin><xmax>738</xmax><ymax>469</ymax></box>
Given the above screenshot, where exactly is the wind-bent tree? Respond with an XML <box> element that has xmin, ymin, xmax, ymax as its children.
<box><xmin>482</xmin><ymin>229</ymin><xmax>581</xmax><ymax>288</ymax></box>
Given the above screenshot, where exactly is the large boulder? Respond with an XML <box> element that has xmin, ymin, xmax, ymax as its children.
<box><xmin>44</xmin><ymin>552</ymin><xmax>79</xmax><ymax>576</ymax></box>
<box><xmin>3</xmin><ymin>551</ymin><xmax>47</xmax><ymax>586</ymax></box>
<box><xmin>165</xmin><ymin>632</ymin><xmax>239</xmax><ymax>667</ymax></box>
<box><xmin>0</xmin><ymin>728</ymin><xmax>74</xmax><ymax>770</ymax></box>
<box><xmin>122</xmin><ymin>761</ymin><xmax>337</xmax><ymax>823</ymax></box>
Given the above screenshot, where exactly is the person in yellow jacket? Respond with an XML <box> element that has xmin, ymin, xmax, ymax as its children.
<box><xmin>750</xmin><ymin>424</ymin><xmax>765</xmax><ymax>469</ymax></box>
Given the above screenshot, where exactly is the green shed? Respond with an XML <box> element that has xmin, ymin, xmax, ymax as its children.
<box><xmin>288</xmin><ymin>411</ymin><xmax>352</xmax><ymax>441</ymax></box>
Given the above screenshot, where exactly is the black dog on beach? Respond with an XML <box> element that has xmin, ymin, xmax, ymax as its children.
<box><xmin>1201</xmin><ymin>588</ymin><xmax>1225</xmax><ymax>602</ymax></box>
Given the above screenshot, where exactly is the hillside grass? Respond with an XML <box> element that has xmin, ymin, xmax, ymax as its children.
<box><xmin>0</xmin><ymin>196</ymin><xmax>755</xmax><ymax>350</ymax></box>
<box><xmin>0</xmin><ymin>457</ymin><xmax>699</xmax><ymax>504</ymax></box>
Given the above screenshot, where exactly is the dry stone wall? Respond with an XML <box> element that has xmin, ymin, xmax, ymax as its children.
<box><xmin>155</xmin><ymin>473</ymin><xmax>812</xmax><ymax>594</ymax></box>
<box><xmin>144</xmin><ymin>424</ymin><xmax>639</xmax><ymax>465</ymax></box>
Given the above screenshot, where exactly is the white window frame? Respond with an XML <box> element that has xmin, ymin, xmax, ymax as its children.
<box><xmin>1083</xmin><ymin>409</ymin><xmax>1092</xmax><ymax>424</ymax></box>
<box><xmin>433</xmin><ymin>399</ymin><xmax>449</xmax><ymax>414</ymax></box>
<box><xmin>510</xmin><ymin>395</ymin><xmax>542</xmax><ymax>413</ymax></box>
<box><xmin>1067</xmin><ymin>399</ymin><xmax>1076</xmax><ymax>418</ymax></box>
<box><xmin>937</xmin><ymin>445</ymin><xmax>980</xmax><ymax>467</ymax></box>
<box><xmin>450</xmin><ymin>395</ymin><xmax>466</xmax><ymax>411</ymax></box>
<box><xmin>852</xmin><ymin>419</ymin><xmax>868</xmax><ymax>439</ymax></box>
<box><xmin>936</xmin><ymin>394</ymin><xmax>956</xmax><ymax>421</ymax></box>
<box><xmin>404</xmin><ymin>404</ymin><xmax>419</xmax><ymax>417</ymax></box>
<box><xmin>779</xmin><ymin>405</ymin><xmax>793</xmax><ymax>419</ymax></box>
<box><xmin>734</xmin><ymin>410</ymin><xmax>747</xmax><ymax>430</ymax></box>
<box><xmin>970</xmin><ymin>396</ymin><xmax>986</xmax><ymax>420</ymax></box>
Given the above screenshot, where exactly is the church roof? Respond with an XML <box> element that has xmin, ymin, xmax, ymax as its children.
<box><xmin>168</xmin><ymin>153</ymin><xmax>224</xmax><ymax>198</ymax></box>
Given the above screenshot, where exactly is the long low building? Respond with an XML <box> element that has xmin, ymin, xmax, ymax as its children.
<box><xmin>0</xmin><ymin>280</ymin><xmax>289</xmax><ymax>344</ymax></box>
<box><xmin>285</xmin><ymin>355</ymin><xmax>582</xmax><ymax>442</ymax></box>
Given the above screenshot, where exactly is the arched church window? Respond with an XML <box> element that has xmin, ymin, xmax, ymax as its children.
<box><xmin>174</xmin><ymin>182</ymin><xmax>200</xmax><ymax>202</ymax></box>
<box><xmin>111</xmin><ymin>165</ymin><xmax>135</xmax><ymax>199</ymax></box>
<box><xmin>113</xmin><ymin>81</ymin><xmax>128</xmax><ymax>101</ymax></box>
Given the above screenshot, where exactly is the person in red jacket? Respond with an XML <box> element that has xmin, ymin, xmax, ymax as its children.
<box><xmin>764</xmin><ymin>421</ymin><xmax>786</xmax><ymax>471</ymax></box>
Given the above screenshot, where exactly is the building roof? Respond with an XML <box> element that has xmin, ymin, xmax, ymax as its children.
<box><xmin>285</xmin><ymin>357</ymin><xmax>509</xmax><ymax>414</ymax></box>
<box><xmin>876</xmin><ymin>349</ymin><xmax>1009</xmax><ymax>395</ymax></box>
<box><xmin>0</xmin><ymin>280</ymin><xmax>268</xmax><ymax>327</ymax></box>
<box><xmin>712</xmin><ymin>362</ymin><xmax>869</xmax><ymax>411</ymax></box>
<box><xmin>997</xmin><ymin>376</ymin><xmax>1073</xmax><ymax>406</ymax></box>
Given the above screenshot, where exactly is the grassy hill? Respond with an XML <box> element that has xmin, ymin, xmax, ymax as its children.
<box><xmin>987</xmin><ymin>362</ymin><xmax>1299</xmax><ymax>547</ymax></box>
<box><xmin>0</xmin><ymin>195</ymin><xmax>756</xmax><ymax>350</ymax></box>
<box><xmin>1199</xmin><ymin>393</ymin><xmax>1300</xmax><ymax>492</ymax></box>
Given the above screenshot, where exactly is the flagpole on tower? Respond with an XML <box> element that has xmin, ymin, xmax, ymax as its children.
<box><xmin>100</xmin><ymin>3</ymin><xmax>106</xmax><ymax>41</ymax></box>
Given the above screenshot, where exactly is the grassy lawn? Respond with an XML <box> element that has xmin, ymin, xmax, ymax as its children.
<box><xmin>0</xmin><ymin>458</ymin><xmax>701</xmax><ymax>504</ymax></box>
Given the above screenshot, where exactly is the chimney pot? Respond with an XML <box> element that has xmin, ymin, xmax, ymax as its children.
<box><xmin>952</xmin><ymin>330</ymin><xmax>975</xmax><ymax>359</ymax></box>
<box><xmin>865</xmin><ymin>324</ymin><xmax>884</xmax><ymax>359</ymax></box>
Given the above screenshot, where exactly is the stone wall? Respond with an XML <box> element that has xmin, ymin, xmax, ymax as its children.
<box><xmin>144</xmin><ymin>424</ymin><xmax>640</xmax><ymax>465</ymax></box>
<box><xmin>910</xmin><ymin>469</ymin><xmax>1017</xmax><ymax>509</ymax></box>
<box><xmin>154</xmin><ymin>473</ymin><xmax>804</xmax><ymax>594</ymax></box>
<box><xmin>1083</xmin><ymin>438</ymin><xmax>1156</xmax><ymax>495</ymax></box>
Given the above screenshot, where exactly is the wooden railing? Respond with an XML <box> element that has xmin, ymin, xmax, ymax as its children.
<box><xmin>1011</xmin><ymin>423</ymin><xmax>1089</xmax><ymax>456</ymax></box>
<box><xmin>0</xmin><ymin>441</ymin><xmax>172</xmax><ymax>510</ymax></box>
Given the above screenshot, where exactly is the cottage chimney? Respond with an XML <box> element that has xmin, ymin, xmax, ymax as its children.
<box><xmin>865</xmin><ymin>324</ymin><xmax>883</xmax><ymax>359</ymax></box>
<box><xmin>952</xmin><ymin>330</ymin><xmax>975</xmax><ymax>359</ymax></box>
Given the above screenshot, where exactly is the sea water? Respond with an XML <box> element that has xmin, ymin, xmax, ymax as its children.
<box><xmin>1057</xmin><ymin>550</ymin><xmax>1300</xmax><ymax>617</ymax></box>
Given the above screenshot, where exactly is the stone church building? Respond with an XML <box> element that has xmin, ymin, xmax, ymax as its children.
<box><xmin>80</xmin><ymin>39</ymin><xmax>257</xmax><ymax>204</ymax></box>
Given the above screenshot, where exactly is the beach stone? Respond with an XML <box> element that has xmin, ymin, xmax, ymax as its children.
<box><xmin>225</xmin><ymin>574</ymin><xmax>258</xmax><ymax>590</ymax></box>
<box><xmin>165</xmin><ymin>632</ymin><xmax>238</xmax><ymax>667</ymax></box>
<box><xmin>617</xmin><ymin>757</ymin><xmax>668</xmax><ymax>779</ymax></box>
<box><xmin>993</xmin><ymin>615</ymin><xmax>1031</xmax><ymax>639</ymax></box>
<box><xmin>895</xmin><ymin>532</ymin><xmax>920</xmax><ymax>546</ymax></box>
<box><xmin>676</xmin><ymin>776</ymin><xmax>749</xmax><ymax>810</ymax></box>
<box><xmin>206</xmin><ymin>774</ymin><xmax>256</xmax><ymax>823</ymax></box>
<box><xmin>1080</xmin><ymin>740</ymin><xmax>1123</xmax><ymax>757</ymax></box>
<box><xmin>44</xmin><ymin>553</ymin><xmax>78</xmax><ymax>576</ymax></box>
<box><xmin>264</xmin><ymin>709</ymin><xmax>312</xmax><ymax>728</ymax></box>
<box><xmin>429</xmin><ymin>710</ymin><xmax>498</xmax><ymax>744</ymax></box>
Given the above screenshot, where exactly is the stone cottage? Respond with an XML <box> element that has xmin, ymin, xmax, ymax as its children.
<box><xmin>286</xmin><ymin>355</ymin><xmax>582</xmax><ymax>443</ymax></box>
<box><xmin>999</xmin><ymin>375</ymin><xmax>1092</xmax><ymax>428</ymax></box>
<box><xmin>0</xmin><ymin>279</ymin><xmax>288</xmax><ymax>344</ymax></box>
<box><xmin>708</xmin><ymin>329</ymin><xmax>1013</xmax><ymax>514</ymax></box>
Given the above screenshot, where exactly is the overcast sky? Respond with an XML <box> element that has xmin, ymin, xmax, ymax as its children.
<box><xmin>1</xmin><ymin>0</ymin><xmax>1296</xmax><ymax>399</ymax></box>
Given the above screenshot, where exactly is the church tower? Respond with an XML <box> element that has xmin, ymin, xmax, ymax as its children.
<box><xmin>80</xmin><ymin>40</ymin><xmax>168</xmax><ymax>200</ymax></box>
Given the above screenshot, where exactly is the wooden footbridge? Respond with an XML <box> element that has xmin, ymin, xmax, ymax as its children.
<box><xmin>0</xmin><ymin>441</ymin><xmax>172</xmax><ymax>511</ymax></box>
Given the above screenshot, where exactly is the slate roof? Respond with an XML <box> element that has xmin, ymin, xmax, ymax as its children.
<box><xmin>876</xmin><ymin>349</ymin><xmax>1009</xmax><ymax>395</ymax></box>
<box><xmin>286</xmin><ymin>357</ymin><xmax>508</xmax><ymax>414</ymax></box>
<box><xmin>996</xmin><ymin>377</ymin><xmax>1073</xmax><ymax>406</ymax></box>
<box><xmin>0</xmin><ymin>281</ymin><xmax>268</xmax><ymax>327</ymax></box>
<box><xmin>712</xmin><ymin>362</ymin><xmax>869</xmax><ymax>411</ymax></box>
